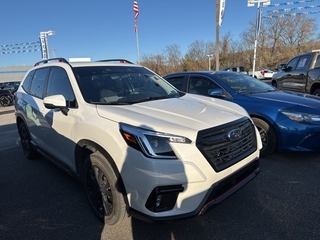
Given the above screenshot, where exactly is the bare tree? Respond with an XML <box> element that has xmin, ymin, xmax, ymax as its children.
<box><xmin>163</xmin><ymin>44</ymin><xmax>183</xmax><ymax>73</ymax></box>
<box><xmin>278</xmin><ymin>15</ymin><xmax>317</xmax><ymax>54</ymax></box>
<box><xmin>186</xmin><ymin>40</ymin><xmax>207</xmax><ymax>70</ymax></box>
<box><xmin>141</xmin><ymin>14</ymin><xmax>320</xmax><ymax>74</ymax></box>
<box><xmin>141</xmin><ymin>53</ymin><xmax>166</xmax><ymax>75</ymax></box>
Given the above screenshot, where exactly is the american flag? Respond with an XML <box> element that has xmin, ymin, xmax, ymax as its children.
<box><xmin>133</xmin><ymin>1</ymin><xmax>139</xmax><ymax>32</ymax></box>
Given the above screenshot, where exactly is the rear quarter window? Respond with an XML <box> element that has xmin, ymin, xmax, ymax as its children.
<box><xmin>22</xmin><ymin>70</ymin><xmax>35</xmax><ymax>93</ymax></box>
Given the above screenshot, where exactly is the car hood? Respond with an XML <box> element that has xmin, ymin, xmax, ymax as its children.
<box><xmin>96</xmin><ymin>94</ymin><xmax>248</xmax><ymax>139</ymax></box>
<box><xmin>248</xmin><ymin>90</ymin><xmax>320</xmax><ymax>109</ymax></box>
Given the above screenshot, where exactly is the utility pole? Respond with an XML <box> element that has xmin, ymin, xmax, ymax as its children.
<box><xmin>215</xmin><ymin>0</ymin><xmax>220</xmax><ymax>70</ymax></box>
<box><xmin>247</xmin><ymin>0</ymin><xmax>270</xmax><ymax>76</ymax></box>
<box><xmin>51</xmin><ymin>49</ymin><xmax>56</xmax><ymax>58</ymax></box>
<box><xmin>207</xmin><ymin>54</ymin><xmax>213</xmax><ymax>71</ymax></box>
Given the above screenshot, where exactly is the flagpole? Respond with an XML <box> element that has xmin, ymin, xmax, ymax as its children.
<box><xmin>215</xmin><ymin>0</ymin><xmax>220</xmax><ymax>70</ymax></box>
<box><xmin>136</xmin><ymin>27</ymin><xmax>140</xmax><ymax>65</ymax></box>
<box><xmin>133</xmin><ymin>1</ymin><xmax>140</xmax><ymax>65</ymax></box>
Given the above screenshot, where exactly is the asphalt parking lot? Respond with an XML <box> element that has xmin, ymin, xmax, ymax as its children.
<box><xmin>1</xmin><ymin>105</ymin><xmax>320</xmax><ymax>240</ymax></box>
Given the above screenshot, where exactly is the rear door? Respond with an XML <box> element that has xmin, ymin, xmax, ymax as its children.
<box><xmin>26</xmin><ymin>67</ymin><xmax>50</xmax><ymax>148</ymax></box>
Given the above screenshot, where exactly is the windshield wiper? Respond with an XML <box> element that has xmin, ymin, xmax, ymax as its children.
<box><xmin>91</xmin><ymin>101</ymin><xmax>130</xmax><ymax>105</ymax></box>
<box><xmin>127</xmin><ymin>95</ymin><xmax>172</xmax><ymax>104</ymax></box>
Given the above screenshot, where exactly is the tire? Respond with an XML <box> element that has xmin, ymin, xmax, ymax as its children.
<box><xmin>271</xmin><ymin>81</ymin><xmax>277</xmax><ymax>88</ymax></box>
<box><xmin>312</xmin><ymin>89</ymin><xmax>320</xmax><ymax>96</ymax></box>
<box><xmin>82</xmin><ymin>151</ymin><xmax>127</xmax><ymax>225</ymax></box>
<box><xmin>18</xmin><ymin>121</ymin><xmax>39</xmax><ymax>159</ymax></box>
<box><xmin>252</xmin><ymin>118</ymin><xmax>277</xmax><ymax>158</ymax></box>
<box><xmin>0</xmin><ymin>95</ymin><xmax>12</xmax><ymax>107</ymax></box>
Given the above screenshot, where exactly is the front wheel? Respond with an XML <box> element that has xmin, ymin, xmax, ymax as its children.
<box><xmin>0</xmin><ymin>95</ymin><xmax>12</xmax><ymax>107</ymax></box>
<box><xmin>312</xmin><ymin>89</ymin><xmax>320</xmax><ymax>96</ymax></box>
<box><xmin>252</xmin><ymin>118</ymin><xmax>277</xmax><ymax>158</ymax></box>
<box><xmin>82</xmin><ymin>151</ymin><xmax>127</xmax><ymax>225</ymax></box>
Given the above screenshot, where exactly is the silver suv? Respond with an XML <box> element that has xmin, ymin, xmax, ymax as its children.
<box><xmin>14</xmin><ymin>58</ymin><xmax>261</xmax><ymax>225</ymax></box>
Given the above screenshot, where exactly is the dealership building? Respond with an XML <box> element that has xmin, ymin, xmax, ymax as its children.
<box><xmin>0</xmin><ymin>66</ymin><xmax>31</xmax><ymax>83</ymax></box>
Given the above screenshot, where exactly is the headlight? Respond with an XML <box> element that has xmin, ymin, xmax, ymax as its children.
<box><xmin>280</xmin><ymin>110</ymin><xmax>320</xmax><ymax>124</ymax></box>
<box><xmin>120</xmin><ymin>124</ymin><xmax>191</xmax><ymax>159</ymax></box>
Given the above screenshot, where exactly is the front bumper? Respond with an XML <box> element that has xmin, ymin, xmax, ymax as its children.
<box><xmin>276</xmin><ymin>119</ymin><xmax>320</xmax><ymax>152</ymax></box>
<box><xmin>128</xmin><ymin>158</ymin><xmax>260</xmax><ymax>223</ymax></box>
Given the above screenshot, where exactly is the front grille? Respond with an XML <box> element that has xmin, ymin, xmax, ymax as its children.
<box><xmin>196</xmin><ymin>117</ymin><xmax>257</xmax><ymax>172</ymax></box>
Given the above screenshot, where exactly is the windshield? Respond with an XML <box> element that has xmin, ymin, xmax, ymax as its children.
<box><xmin>216</xmin><ymin>72</ymin><xmax>277</xmax><ymax>94</ymax></box>
<box><xmin>74</xmin><ymin>66</ymin><xmax>180</xmax><ymax>104</ymax></box>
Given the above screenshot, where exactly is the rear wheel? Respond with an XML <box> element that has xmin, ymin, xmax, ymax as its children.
<box><xmin>82</xmin><ymin>151</ymin><xmax>127</xmax><ymax>225</ymax></box>
<box><xmin>312</xmin><ymin>89</ymin><xmax>320</xmax><ymax>96</ymax></box>
<box><xmin>252</xmin><ymin>118</ymin><xmax>277</xmax><ymax>157</ymax></box>
<box><xmin>18</xmin><ymin>121</ymin><xmax>39</xmax><ymax>159</ymax></box>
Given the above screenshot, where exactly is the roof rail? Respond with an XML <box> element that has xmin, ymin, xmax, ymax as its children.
<box><xmin>311</xmin><ymin>49</ymin><xmax>320</xmax><ymax>52</ymax></box>
<box><xmin>34</xmin><ymin>58</ymin><xmax>69</xmax><ymax>66</ymax></box>
<box><xmin>96</xmin><ymin>59</ymin><xmax>134</xmax><ymax>64</ymax></box>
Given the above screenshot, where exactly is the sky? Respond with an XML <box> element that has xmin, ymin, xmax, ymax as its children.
<box><xmin>1</xmin><ymin>0</ymin><xmax>320</xmax><ymax>67</ymax></box>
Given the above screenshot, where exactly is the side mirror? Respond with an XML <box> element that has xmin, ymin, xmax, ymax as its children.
<box><xmin>284</xmin><ymin>65</ymin><xmax>292</xmax><ymax>71</ymax></box>
<box><xmin>44</xmin><ymin>94</ymin><xmax>69</xmax><ymax>115</ymax></box>
<box><xmin>208</xmin><ymin>88</ymin><xmax>224</xmax><ymax>98</ymax></box>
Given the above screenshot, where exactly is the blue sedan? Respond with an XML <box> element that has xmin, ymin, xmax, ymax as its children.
<box><xmin>163</xmin><ymin>71</ymin><xmax>320</xmax><ymax>157</ymax></box>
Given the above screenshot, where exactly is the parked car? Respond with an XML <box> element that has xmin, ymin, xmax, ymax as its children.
<box><xmin>248</xmin><ymin>69</ymin><xmax>275</xmax><ymax>80</ymax></box>
<box><xmin>220</xmin><ymin>66</ymin><xmax>248</xmax><ymax>74</ymax></box>
<box><xmin>271</xmin><ymin>50</ymin><xmax>320</xmax><ymax>95</ymax></box>
<box><xmin>164</xmin><ymin>71</ymin><xmax>320</xmax><ymax>157</ymax></box>
<box><xmin>0</xmin><ymin>81</ymin><xmax>21</xmax><ymax>93</ymax></box>
<box><xmin>0</xmin><ymin>89</ymin><xmax>14</xmax><ymax>107</ymax></box>
<box><xmin>14</xmin><ymin>58</ymin><xmax>261</xmax><ymax>225</ymax></box>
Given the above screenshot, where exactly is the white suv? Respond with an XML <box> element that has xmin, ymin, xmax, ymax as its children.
<box><xmin>14</xmin><ymin>58</ymin><xmax>261</xmax><ymax>225</ymax></box>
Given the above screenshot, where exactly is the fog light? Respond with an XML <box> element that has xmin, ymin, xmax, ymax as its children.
<box><xmin>146</xmin><ymin>185</ymin><xmax>184</xmax><ymax>212</ymax></box>
<box><xmin>156</xmin><ymin>195</ymin><xmax>162</xmax><ymax>208</ymax></box>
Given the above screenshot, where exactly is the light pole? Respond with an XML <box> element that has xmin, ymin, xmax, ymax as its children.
<box><xmin>247</xmin><ymin>0</ymin><xmax>270</xmax><ymax>77</ymax></box>
<box><xmin>39</xmin><ymin>30</ymin><xmax>55</xmax><ymax>59</ymax></box>
<box><xmin>207</xmin><ymin>54</ymin><xmax>213</xmax><ymax>71</ymax></box>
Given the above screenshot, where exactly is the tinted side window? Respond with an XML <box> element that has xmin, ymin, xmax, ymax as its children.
<box><xmin>30</xmin><ymin>68</ymin><xmax>49</xmax><ymax>98</ymax></box>
<box><xmin>22</xmin><ymin>70</ymin><xmax>35</xmax><ymax>93</ymax></box>
<box><xmin>165</xmin><ymin>76</ymin><xmax>186</xmax><ymax>91</ymax></box>
<box><xmin>188</xmin><ymin>76</ymin><xmax>219</xmax><ymax>96</ymax></box>
<box><xmin>46</xmin><ymin>67</ymin><xmax>77</xmax><ymax>108</ymax></box>
<box><xmin>287</xmin><ymin>57</ymin><xmax>299</xmax><ymax>70</ymax></box>
<box><xmin>314</xmin><ymin>55</ymin><xmax>320</xmax><ymax>68</ymax></box>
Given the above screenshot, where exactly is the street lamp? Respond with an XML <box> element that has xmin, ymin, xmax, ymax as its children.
<box><xmin>248</xmin><ymin>0</ymin><xmax>270</xmax><ymax>77</ymax></box>
<box><xmin>207</xmin><ymin>54</ymin><xmax>213</xmax><ymax>71</ymax></box>
<box><xmin>39</xmin><ymin>30</ymin><xmax>56</xmax><ymax>59</ymax></box>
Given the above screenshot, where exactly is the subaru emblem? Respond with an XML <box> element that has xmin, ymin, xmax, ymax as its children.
<box><xmin>228</xmin><ymin>129</ymin><xmax>242</xmax><ymax>141</ymax></box>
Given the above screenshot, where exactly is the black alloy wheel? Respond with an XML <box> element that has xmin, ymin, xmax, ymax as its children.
<box><xmin>312</xmin><ymin>89</ymin><xmax>320</xmax><ymax>96</ymax></box>
<box><xmin>18</xmin><ymin>121</ymin><xmax>39</xmax><ymax>159</ymax></box>
<box><xmin>82</xmin><ymin>152</ymin><xmax>127</xmax><ymax>225</ymax></box>
<box><xmin>0</xmin><ymin>95</ymin><xmax>12</xmax><ymax>106</ymax></box>
<box><xmin>252</xmin><ymin>118</ymin><xmax>277</xmax><ymax>157</ymax></box>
